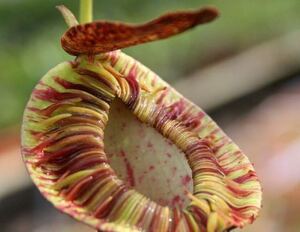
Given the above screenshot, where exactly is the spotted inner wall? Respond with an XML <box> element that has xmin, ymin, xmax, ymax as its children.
<box><xmin>104</xmin><ymin>99</ymin><xmax>193</xmax><ymax>208</ymax></box>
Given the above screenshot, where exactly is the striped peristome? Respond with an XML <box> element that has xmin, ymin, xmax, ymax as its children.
<box><xmin>21</xmin><ymin>5</ymin><xmax>262</xmax><ymax>232</ymax></box>
<box><xmin>22</xmin><ymin>51</ymin><xmax>261</xmax><ymax>232</ymax></box>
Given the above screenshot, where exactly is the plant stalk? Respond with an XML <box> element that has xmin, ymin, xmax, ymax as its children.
<box><xmin>80</xmin><ymin>0</ymin><xmax>93</xmax><ymax>24</ymax></box>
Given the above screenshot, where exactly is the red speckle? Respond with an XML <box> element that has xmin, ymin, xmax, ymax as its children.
<box><xmin>149</xmin><ymin>165</ymin><xmax>155</xmax><ymax>171</ymax></box>
<box><xmin>119</xmin><ymin>151</ymin><xmax>125</xmax><ymax>157</ymax></box>
<box><xmin>181</xmin><ymin>175</ymin><xmax>192</xmax><ymax>186</ymax></box>
<box><xmin>166</xmin><ymin>152</ymin><xmax>172</xmax><ymax>158</ymax></box>
<box><xmin>137</xmin><ymin>126</ymin><xmax>146</xmax><ymax>138</ymax></box>
<box><xmin>147</xmin><ymin>141</ymin><xmax>153</xmax><ymax>148</ymax></box>
<box><xmin>164</xmin><ymin>138</ymin><xmax>174</xmax><ymax>146</ymax></box>
<box><xmin>138</xmin><ymin>174</ymin><xmax>145</xmax><ymax>184</ymax></box>
<box><xmin>120</xmin><ymin>150</ymin><xmax>135</xmax><ymax>187</ymax></box>
<box><xmin>172</xmin><ymin>166</ymin><xmax>177</xmax><ymax>175</ymax></box>
<box><xmin>106</xmin><ymin>152</ymin><xmax>113</xmax><ymax>159</ymax></box>
<box><xmin>121</xmin><ymin>122</ymin><xmax>127</xmax><ymax>129</ymax></box>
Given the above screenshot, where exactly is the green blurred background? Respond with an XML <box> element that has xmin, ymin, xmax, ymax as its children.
<box><xmin>1</xmin><ymin>0</ymin><xmax>300</xmax><ymax>231</ymax></box>
<box><xmin>1</xmin><ymin>0</ymin><xmax>300</xmax><ymax>129</ymax></box>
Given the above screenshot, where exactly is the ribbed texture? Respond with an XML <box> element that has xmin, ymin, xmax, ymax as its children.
<box><xmin>21</xmin><ymin>50</ymin><xmax>261</xmax><ymax>232</ymax></box>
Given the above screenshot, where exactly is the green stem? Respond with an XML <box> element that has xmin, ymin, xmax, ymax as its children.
<box><xmin>80</xmin><ymin>0</ymin><xmax>93</xmax><ymax>24</ymax></box>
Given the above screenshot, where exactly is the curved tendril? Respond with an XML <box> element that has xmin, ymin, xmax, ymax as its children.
<box><xmin>56</xmin><ymin>5</ymin><xmax>79</xmax><ymax>28</ymax></box>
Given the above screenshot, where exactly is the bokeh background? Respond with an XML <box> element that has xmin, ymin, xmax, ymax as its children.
<box><xmin>1</xmin><ymin>0</ymin><xmax>300</xmax><ymax>231</ymax></box>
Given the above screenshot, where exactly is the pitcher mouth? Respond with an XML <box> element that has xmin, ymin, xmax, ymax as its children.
<box><xmin>104</xmin><ymin>99</ymin><xmax>194</xmax><ymax>209</ymax></box>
